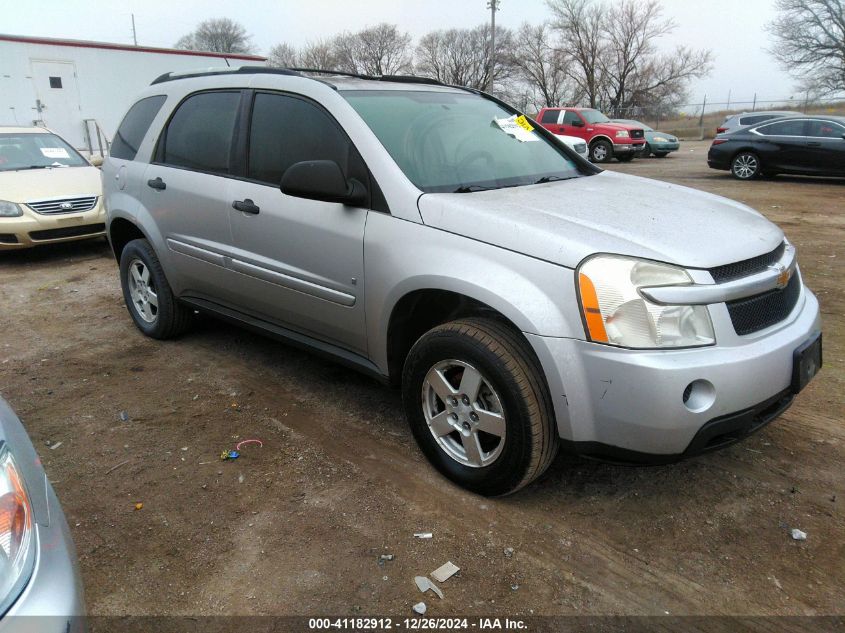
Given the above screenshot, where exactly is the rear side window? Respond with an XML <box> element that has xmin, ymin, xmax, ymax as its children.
<box><xmin>111</xmin><ymin>95</ymin><xmax>166</xmax><ymax>161</ymax></box>
<box><xmin>247</xmin><ymin>92</ymin><xmax>355</xmax><ymax>186</ymax></box>
<box><xmin>756</xmin><ymin>120</ymin><xmax>806</xmax><ymax>136</ymax></box>
<box><xmin>805</xmin><ymin>120</ymin><xmax>845</xmax><ymax>138</ymax></box>
<box><xmin>161</xmin><ymin>91</ymin><xmax>240</xmax><ymax>174</ymax></box>
<box><xmin>540</xmin><ymin>109</ymin><xmax>560</xmax><ymax>124</ymax></box>
<box><xmin>739</xmin><ymin>114</ymin><xmax>773</xmax><ymax>126</ymax></box>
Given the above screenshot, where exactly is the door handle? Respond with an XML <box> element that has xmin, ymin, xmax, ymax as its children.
<box><xmin>232</xmin><ymin>199</ymin><xmax>260</xmax><ymax>214</ymax></box>
<box><xmin>147</xmin><ymin>177</ymin><xmax>166</xmax><ymax>190</ymax></box>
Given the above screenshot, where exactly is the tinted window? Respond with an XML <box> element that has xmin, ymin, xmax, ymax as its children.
<box><xmin>111</xmin><ymin>95</ymin><xmax>166</xmax><ymax>161</ymax></box>
<box><xmin>739</xmin><ymin>114</ymin><xmax>774</xmax><ymax>126</ymax></box>
<box><xmin>562</xmin><ymin>110</ymin><xmax>581</xmax><ymax>125</ymax></box>
<box><xmin>162</xmin><ymin>91</ymin><xmax>240</xmax><ymax>174</ymax></box>
<box><xmin>805</xmin><ymin>120</ymin><xmax>845</xmax><ymax>138</ymax></box>
<box><xmin>248</xmin><ymin>93</ymin><xmax>353</xmax><ymax>186</ymax></box>
<box><xmin>540</xmin><ymin>109</ymin><xmax>560</xmax><ymax>124</ymax></box>
<box><xmin>756</xmin><ymin>120</ymin><xmax>806</xmax><ymax>136</ymax></box>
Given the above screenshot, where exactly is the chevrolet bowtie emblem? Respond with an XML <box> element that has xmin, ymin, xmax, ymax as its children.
<box><xmin>771</xmin><ymin>264</ymin><xmax>792</xmax><ymax>289</ymax></box>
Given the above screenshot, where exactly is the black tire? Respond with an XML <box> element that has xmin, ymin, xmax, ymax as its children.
<box><xmin>641</xmin><ymin>143</ymin><xmax>652</xmax><ymax>157</ymax></box>
<box><xmin>119</xmin><ymin>238</ymin><xmax>192</xmax><ymax>339</ymax></box>
<box><xmin>730</xmin><ymin>152</ymin><xmax>762</xmax><ymax>180</ymax></box>
<box><xmin>589</xmin><ymin>139</ymin><xmax>613</xmax><ymax>163</ymax></box>
<box><xmin>617</xmin><ymin>154</ymin><xmax>635</xmax><ymax>162</ymax></box>
<box><xmin>402</xmin><ymin>318</ymin><xmax>558</xmax><ymax>496</ymax></box>
<box><xmin>654</xmin><ymin>152</ymin><xmax>669</xmax><ymax>158</ymax></box>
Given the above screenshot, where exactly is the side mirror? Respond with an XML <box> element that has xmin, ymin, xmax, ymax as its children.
<box><xmin>571</xmin><ymin>119</ymin><xmax>585</xmax><ymax>127</ymax></box>
<box><xmin>90</xmin><ymin>155</ymin><xmax>104</xmax><ymax>167</ymax></box>
<box><xmin>280</xmin><ymin>160</ymin><xmax>367</xmax><ymax>206</ymax></box>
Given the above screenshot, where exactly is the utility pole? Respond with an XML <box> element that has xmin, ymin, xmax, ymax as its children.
<box><xmin>486</xmin><ymin>0</ymin><xmax>500</xmax><ymax>92</ymax></box>
<box><xmin>131</xmin><ymin>13</ymin><xmax>137</xmax><ymax>46</ymax></box>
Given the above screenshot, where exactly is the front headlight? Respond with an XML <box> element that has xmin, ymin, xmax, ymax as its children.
<box><xmin>0</xmin><ymin>201</ymin><xmax>23</xmax><ymax>218</ymax></box>
<box><xmin>615</xmin><ymin>130</ymin><xmax>630</xmax><ymax>138</ymax></box>
<box><xmin>653</xmin><ymin>136</ymin><xmax>668</xmax><ymax>142</ymax></box>
<box><xmin>0</xmin><ymin>447</ymin><xmax>35</xmax><ymax>612</ymax></box>
<box><xmin>577</xmin><ymin>255</ymin><xmax>715</xmax><ymax>349</ymax></box>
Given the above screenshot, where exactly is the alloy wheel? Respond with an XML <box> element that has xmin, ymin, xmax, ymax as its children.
<box><xmin>421</xmin><ymin>359</ymin><xmax>506</xmax><ymax>468</ymax></box>
<box><xmin>732</xmin><ymin>154</ymin><xmax>759</xmax><ymax>179</ymax></box>
<box><xmin>127</xmin><ymin>258</ymin><xmax>159</xmax><ymax>323</ymax></box>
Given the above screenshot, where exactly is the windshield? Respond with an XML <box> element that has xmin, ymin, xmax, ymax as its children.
<box><xmin>342</xmin><ymin>90</ymin><xmax>583</xmax><ymax>193</ymax></box>
<box><xmin>0</xmin><ymin>133</ymin><xmax>87</xmax><ymax>172</ymax></box>
<box><xmin>581</xmin><ymin>109</ymin><xmax>610</xmax><ymax>124</ymax></box>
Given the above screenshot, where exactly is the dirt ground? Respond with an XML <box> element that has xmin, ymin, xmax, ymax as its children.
<box><xmin>0</xmin><ymin>141</ymin><xmax>842</xmax><ymax>618</ymax></box>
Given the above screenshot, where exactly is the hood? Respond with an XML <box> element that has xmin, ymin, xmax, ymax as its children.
<box><xmin>417</xmin><ymin>171</ymin><xmax>783</xmax><ymax>269</ymax></box>
<box><xmin>0</xmin><ymin>166</ymin><xmax>102</xmax><ymax>203</ymax></box>
<box><xmin>596</xmin><ymin>122</ymin><xmax>639</xmax><ymax>131</ymax></box>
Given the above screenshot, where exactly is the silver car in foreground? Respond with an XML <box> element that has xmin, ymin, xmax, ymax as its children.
<box><xmin>103</xmin><ymin>68</ymin><xmax>821</xmax><ymax>495</ymax></box>
<box><xmin>0</xmin><ymin>398</ymin><xmax>84</xmax><ymax>631</ymax></box>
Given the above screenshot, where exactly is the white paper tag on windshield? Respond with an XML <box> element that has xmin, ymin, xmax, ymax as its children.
<box><xmin>493</xmin><ymin>115</ymin><xmax>539</xmax><ymax>142</ymax></box>
<box><xmin>40</xmin><ymin>147</ymin><xmax>70</xmax><ymax>159</ymax></box>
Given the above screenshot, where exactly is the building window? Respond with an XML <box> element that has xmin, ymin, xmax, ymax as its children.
<box><xmin>49</xmin><ymin>76</ymin><xmax>63</xmax><ymax>89</ymax></box>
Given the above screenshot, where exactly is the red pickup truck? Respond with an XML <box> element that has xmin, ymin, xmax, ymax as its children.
<box><xmin>537</xmin><ymin>107</ymin><xmax>646</xmax><ymax>163</ymax></box>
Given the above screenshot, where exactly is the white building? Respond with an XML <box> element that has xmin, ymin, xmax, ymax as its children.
<box><xmin>0</xmin><ymin>34</ymin><xmax>266</xmax><ymax>153</ymax></box>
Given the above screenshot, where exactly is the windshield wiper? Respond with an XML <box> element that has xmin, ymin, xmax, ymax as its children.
<box><xmin>453</xmin><ymin>184</ymin><xmax>500</xmax><ymax>193</ymax></box>
<box><xmin>534</xmin><ymin>175</ymin><xmax>576</xmax><ymax>184</ymax></box>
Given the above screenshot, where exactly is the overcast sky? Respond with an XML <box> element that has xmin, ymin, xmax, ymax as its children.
<box><xmin>0</xmin><ymin>0</ymin><xmax>804</xmax><ymax>109</ymax></box>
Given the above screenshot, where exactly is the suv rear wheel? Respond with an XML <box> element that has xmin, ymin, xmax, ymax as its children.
<box><xmin>402</xmin><ymin>318</ymin><xmax>558</xmax><ymax>496</ymax></box>
<box><xmin>119</xmin><ymin>238</ymin><xmax>192</xmax><ymax>339</ymax></box>
<box><xmin>589</xmin><ymin>139</ymin><xmax>613</xmax><ymax>163</ymax></box>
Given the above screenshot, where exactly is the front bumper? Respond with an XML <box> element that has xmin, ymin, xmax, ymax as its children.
<box><xmin>527</xmin><ymin>286</ymin><xmax>821</xmax><ymax>457</ymax></box>
<box><xmin>0</xmin><ymin>203</ymin><xmax>105</xmax><ymax>250</ymax></box>
<box><xmin>0</xmin><ymin>482</ymin><xmax>86</xmax><ymax>632</ymax></box>
<box><xmin>612</xmin><ymin>142</ymin><xmax>646</xmax><ymax>154</ymax></box>
<box><xmin>649</xmin><ymin>141</ymin><xmax>680</xmax><ymax>152</ymax></box>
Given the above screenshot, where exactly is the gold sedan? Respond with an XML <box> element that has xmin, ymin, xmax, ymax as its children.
<box><xmin>0</xmin><ymin>126</ymin><xmax>105</xmax><ymax>250</ymax></box>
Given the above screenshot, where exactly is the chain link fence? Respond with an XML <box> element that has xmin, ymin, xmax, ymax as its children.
<box><xmin>602</xmin><ymin>94</ymin><xmax>845</xmax><ymax>139</ymax></box>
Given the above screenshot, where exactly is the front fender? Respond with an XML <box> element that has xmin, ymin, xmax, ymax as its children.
<box><xmin>364</xmin><ymin>212</ymin><xmax>583</xmax><ymax>374</ymax></box>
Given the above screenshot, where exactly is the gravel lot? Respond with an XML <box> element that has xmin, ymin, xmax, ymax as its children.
<box><xmin>0</xmin><ymin>141</ymin><xmax>842</xmax><ymax>618</ymax></box>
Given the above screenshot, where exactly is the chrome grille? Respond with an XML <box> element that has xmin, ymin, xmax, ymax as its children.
<box><xmin>27</xmin><ymin>196</ymin><xmax>98</xmax><ymax>215</ymax></box>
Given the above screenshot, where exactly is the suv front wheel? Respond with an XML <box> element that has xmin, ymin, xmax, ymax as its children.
<box><xmin>402</xmin><ymin>318</ymin><xmax>558</xmax><ymax>496</ymax></box>
<box><xmin>119</xmin><ymin>238</ymin><xmax>192</xmax><ymax>339</ymax></box>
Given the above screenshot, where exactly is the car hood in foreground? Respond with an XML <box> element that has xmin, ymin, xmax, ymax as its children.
<box><xmin>0</xmin><ymin>166</ymin><xmax>102</xmax><ymax>203</ymax></box>
<box><xmin>417</xmin><ymin>171</ymin><xmax>783</xmax><ymax>269</ymax></box>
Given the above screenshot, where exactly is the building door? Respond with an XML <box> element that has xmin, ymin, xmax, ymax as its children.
<box><xmin>29</xmin><ymin>60</ymin><xmax>83</xmax><ymax>147</ymax></box>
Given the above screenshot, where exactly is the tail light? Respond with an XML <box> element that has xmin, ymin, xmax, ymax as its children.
<box><xmin>716</xmin><ymin>127</ymin><xmax>728</xmax><ymax>134</ymax></box>
<box><xmin>711</xmin><ymin>139</ymin><xmax>729</xmax><ymax>145</ymax></box>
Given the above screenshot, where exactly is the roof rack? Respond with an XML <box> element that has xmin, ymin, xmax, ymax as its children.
<box><xmin>150</xmin><ymin>66</ymin><xmax>300</xmax><ymax>85</ymax></box>
<box><xmin>150</xmin><ymin>65</ymin><xmax>448</xmax><ymax>88</ymax></box>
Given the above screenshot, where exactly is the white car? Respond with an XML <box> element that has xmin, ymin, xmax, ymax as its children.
<box><xmin>554</xmin><ymin>134</ymin><xmax>589</xmax><ymax>160</ymax></box>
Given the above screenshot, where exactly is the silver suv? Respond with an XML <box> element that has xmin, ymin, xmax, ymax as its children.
<box><xmin>103</xmin><ymin>68</ymin><xmax>821</xmax><ymax>495</ymax></box>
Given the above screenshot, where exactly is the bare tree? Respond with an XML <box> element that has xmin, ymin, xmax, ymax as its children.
<box><xmin>331</xmin><ymin>23</ymin><xmax>413</xmax><ymax>75</ymax></box>
<box><xmin>547</xmin><ymin>0</ymin><xmax>607</xmax><ymax>107</ymax></box>
<box><xmin>767</xmin><ymin>0</ymin><xmax>845</xmax><ymax>95</ymax></box>
<box><xmin>416</xmin><ymin>24</ymin><xmax>514</xmax><ymax>91</ymax></box>
<box><xmin>548</xmin><ymin>0</ymin><xmax>711</xmax><ymax>113</ymax></box>
<box><xmin>298</xmin><ymin>40</ymin><xmax>341</xmax><ymax>70</ymax></box>
<box><xmin>600</xmin><ymin>0</ymin><xmax>712</xmax><ymax>114</ymax></box>
<box><xmin>174</xmin><ymin>18</ymin><xmax>254</xmax><ymax>54</ymax></box>
<box><xmin>267</xmin><ymin>43</ymin><xmax>298</xmax><ymax>68</ymax></box>
<box><xmin>508</xmin><ymin>22</ymin><xmax>583</xmax><ymax>110</ymax></box>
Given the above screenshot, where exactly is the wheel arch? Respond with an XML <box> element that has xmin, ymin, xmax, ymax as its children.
<box><xmin>108</xmin><ymin>216</ymin><xmax>149</xmax><ymax>261</ymax></box>
<box><xmin>589</xmin><ymin>134</ymin><xmax>614</xmax><ymax>147</ymax></box>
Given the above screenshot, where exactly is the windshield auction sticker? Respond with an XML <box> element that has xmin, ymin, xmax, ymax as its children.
<box><xmin>493</xmin><ymin>115</ymin><xmax>539</xmax><ymax>142</ymax></box>
<box><xmin>40</xmin><ymin>147</ymin><xmax>70</xmax><ymax>159</ymax></box>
